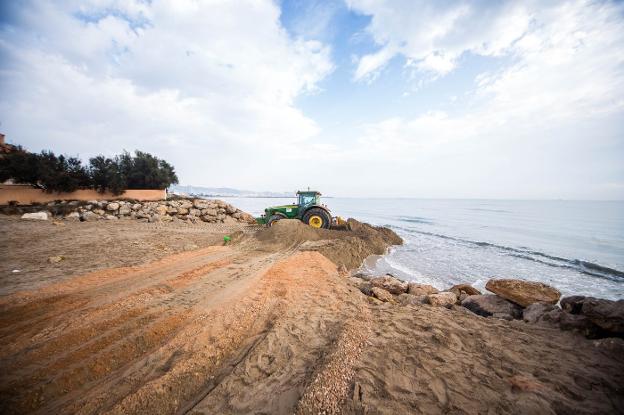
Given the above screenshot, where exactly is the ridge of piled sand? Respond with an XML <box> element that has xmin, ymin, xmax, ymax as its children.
<box><xmin>245</xmin><ymin>218</ymin><xmax>403</xmax><ymax>269</ymax></box>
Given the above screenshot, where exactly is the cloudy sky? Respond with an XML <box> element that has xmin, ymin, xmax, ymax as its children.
<box><xmin>1</xmin><ymin>0</ymin><xmax>623</xmax><ymax>199</ymax></box>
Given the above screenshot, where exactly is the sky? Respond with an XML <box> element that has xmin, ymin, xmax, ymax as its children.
<box><xmin>0</xmin><ymin>0</ymin><xmax>623</xmax><ymax>199</ymax></box>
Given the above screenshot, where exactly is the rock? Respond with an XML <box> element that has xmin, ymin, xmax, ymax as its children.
<box><xmin>485</xmin><ymin>279</ymin><xmax>561</xmax><ymax>307</ymax></box>
<box><xmin>131</xmin><ymin>203</ymin><xmax>142</xmax><ymax>211</ymax></box>
<box><xmin>407</xmin><ymin>283</ymin><xmax>438</xmax><ymax>296</ymax></box>
<box><xmin>65</xmin><ymin>212</ymin><xmax>81</xmax><ymax>221</ymax></box>
<box><xmin>462</xmin><ymin>295</ymin><xmax>523</xmax><ymax>319</ymax></box>
<box><xmin>188</xmin><ymin>208</ymin><xmax>200</xmax><ymax>216</ymax></box>
<box><xmin>426</xmin><ymin>292</ymin><xmax>457</xmax><ymax>307</ymax></box>
<box><xmin>87</xmin><ymin>200</ymin><xmax>98</xmax><ymax>205</ymax></box>
<box><xmin>21</xmin><ymin>212</ymin><xmax>49</xmax><ymax>220</ymax></box>
<box><xmin>371</xmin><ymin>287</ymin><xmax>394</xmax><ymax>302</ymax></box>
<box><xmin>106</xmin><ymin>202</ymin><xmax>120</xmax><ymax>211</ymax></box>
<box><xmin>193</xmin><ymin>199</ymin><xmax>209</xmax><ymax>209</ymax></box>
<box><xmin>560</xmin><ymin>296</ymin><xmax>586</xmax><ymax>314</ymax></box>
<box><xmin>149</xmin><ymin>214</ymin><xmax>161</xmax><ymax>223</ymax></box>
<box><xmin>523</xmin><ymin>303</ymin><xmax>559</xmax><ymax>324</ymax></box>
<box><xmin>558</xmin><ymin>312</ymin><xmax>600</xmax><ymax>338</ymax></box>
<box><xmin>203</xmin><ymin>208</ymin><xmax>217</xmax><ymax>217</ymax></box>
<box><xmin>370</xmin><ymin>275</ymin><xmax>408</xmax><ymax>295</ymax></box>
<box><xmin>398</xmin><ymin>293</ymin><xmax>427</xmax><ymax>306</ymax></box>
<box><xmin>450</xmin><ymin>283</ymin><xmax>481</xmax><ymax>296</ymax></box>
<box><xmin>226</xmin><ymin>205</ymin><xmax>236</xmax><ymax>214</ymax></box>
<box><xmin>179</xmin><ymin>200</ymin><xmax>193</xmax><ymax>209</ymax></box>
<box><xmin>155</xmin><ymin>205</ymin><xmax>168</xmax><ymax>216</ymax></box>
<box><xmin>48</xmin><ymin>255</ymin><xmax>64</xmax><ymax>263</ymax></box>
<box><xmin>233</xmin><ymin>212</ymin><xmax>241</xmax><ymax>219</ymax></box>
<box><xmin>104</xmin><ymin>214</ymin><xmax>118</xmax><ymax>220</ymax></box>
<box><xmin>161</xmin><ymin>215</ymin><xmax>173</xmax><ymax>222</ymax></box>
<box><xmin>93</xmin><ymin>209</ymin><xmax>105</xmax><ymax>215</ymax></box>
<box><xmin>581</xmin><ymin>298</ymin><xmax>624</xmax><ymax>336</ymax></box>
<box><xmin>118</xmin><ymin>206</ymin><xmax>131</xmax><ymax>215</ymax></box>
<box><xmin>81</xmin><ymin>211</ymin><xmax>99</xmax><ymax>221</ymax></box>
<box><xmin>167</xmin><ymin>206</ymin><xmax>178</xmax><ymax>214</ymax></box>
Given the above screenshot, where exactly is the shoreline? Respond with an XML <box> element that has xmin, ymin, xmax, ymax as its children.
<box><xmin>1</xmin><ymin>203</ymin><xmax>623</xmax><ymax>414</ymax></box>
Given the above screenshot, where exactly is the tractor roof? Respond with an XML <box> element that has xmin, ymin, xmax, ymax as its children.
<box><xmin>296</xmin><ymin>190</ymin><xmax>321</xmax><ymax>196</ymax></box>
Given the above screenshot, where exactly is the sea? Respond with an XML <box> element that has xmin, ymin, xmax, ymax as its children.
<box><xmin>220</xmin><ymin>197</ymin><xmax>624</xmax><ymax>300</ymax></box>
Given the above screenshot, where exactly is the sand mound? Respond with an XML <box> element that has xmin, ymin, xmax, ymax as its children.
<box><xmin>248</xmin><ymin>218</ymin><xmax>402</xmax><ymax>270</ymax></box>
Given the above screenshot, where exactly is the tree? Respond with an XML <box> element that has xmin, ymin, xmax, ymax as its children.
<box><xmin>1</xmin><ymin>146</ymin><xmax>178</xmax><ymax>195</ymax></box>
<box><xmin>0</xmin><ymin>147</ymin><xmax>42</xmax><ymax>187</ymax></box>
<box><xmin>0</xmin><ymin>148</ymin><xmax>89</xmax><ymax>193</ymax></box>
<box><xmin>89</xmin><ymin>155</ymin><xmax>127</xmax><ymax>195</ymax></box>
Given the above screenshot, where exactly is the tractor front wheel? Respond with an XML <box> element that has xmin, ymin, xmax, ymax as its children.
<box><xmin>303</xmin><ymin>208</ymin><xmax>331</xmax><ymax>229</ymax></box>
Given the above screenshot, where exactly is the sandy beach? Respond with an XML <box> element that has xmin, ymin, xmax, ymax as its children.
<box><xmin>1</xmin><ymin>214</ymin><xmax>623</xmax><ymax>414</ymax></box>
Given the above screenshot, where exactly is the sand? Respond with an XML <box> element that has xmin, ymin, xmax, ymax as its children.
<box><xmin>0</xmin><ymin>215</ymin><xmax>622</xmax><ymax>414</ymax></box>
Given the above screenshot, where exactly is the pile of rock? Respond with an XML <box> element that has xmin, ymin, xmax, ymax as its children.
<box><xmin>14</xmin><ymin>198</ymin><xmax>257</xmax><ymax>224</ymax></box>
<box><xmin>351</xmin><ymin>274</ymin><xmax>624</xmax><ymax>340</ymax></box>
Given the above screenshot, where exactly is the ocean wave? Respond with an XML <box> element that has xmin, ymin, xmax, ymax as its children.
<box><xmin>468</xmin><ymin>208</ymin><xmax>511</xmax><ymax>213</ymax></box>
<box><xmin>388</xmin><ymin>225</ymin><xmax>624</xmax><ymax>282</ymax></box>
<box><xmin>397</xmin><ymin>216</ymin><xmax>434</xmax><ymax>225</ymax></box>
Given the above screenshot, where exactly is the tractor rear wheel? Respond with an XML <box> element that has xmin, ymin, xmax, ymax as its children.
<box><xmin>302</xmin><ymin>208</ymin><xmax>331</xmax><ymax>229</ymax></box>
<box><xmin>267</xmin><ymin>214</ymin><xmax>284</xmax><ymax>227</ymax></box>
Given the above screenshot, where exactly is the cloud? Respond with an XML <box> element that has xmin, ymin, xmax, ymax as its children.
<box><xmin>337</xmin><ymin>0</ymin><xmax>624</xmax><ymax>198</ymax></box>
<box><xmin>0</xmin><ymin>0</ymin><xmax>333</xmax><ymax>187</ymax></box>
<box><xmin>348</xmin><ymin>0</ymin><xmax>531</xmax><ymax>81</ymax></box>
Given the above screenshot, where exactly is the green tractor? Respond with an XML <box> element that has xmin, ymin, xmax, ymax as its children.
<box><xmin>257</xmin><ymin>190</ymin><xmax>335</xmax><ymax>229</ymax></box>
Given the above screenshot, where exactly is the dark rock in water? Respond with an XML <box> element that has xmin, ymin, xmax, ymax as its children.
<box><xmin>581</xmin><ymin>298</ymin><xmax>624</xmax><ymax>336</ymax></box>
<box><xmin>461</xmin><ymin>295</ymin><xmax>523</xmax><ymax>320</ymax></box>
<box><xmin>485</xmin><ymin>279</ymin><xmax>561</xmax><ymax>307</ymax></box>
<box><xmin>407</xmin><ymin>283</ymin><xmax>438</xmax><ymax>296</ymax></box>
<box><xmin>523</xmin><ymin>303</ymin><xmax>560</xmax><ymax>324</ymax></box>
<box><xmin>370</xmin><ymin>275</ymin><xmax>408</xmax><ymax>295</ymax></box>
<box><xmin>560</xmin><ymin>296</ymin><xmax>586</xmax><ymax>314</ymax></box>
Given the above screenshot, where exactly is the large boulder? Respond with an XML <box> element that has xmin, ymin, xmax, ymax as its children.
<box><xmin>462</xmin><ymin>295</ymin><xmax>523</xmax><ymax>319</ymax></box>
<box><xmin>106</xmin><ymin>202</ymin><xmax>120</xmax><ymax>211</ymax></box>
<box><xmin>371</xmin><ymin>287</ymin><xmax>394</xmax><ymax>303</ymax></box>
<box><xmin>426</xmin><ymin>292</ymin><xmax>457</xmax><ymax>307</ymax></box>
<box><xmin>407</xmin><ymin>283</ymin><xmax>438</xmax><ymax>296</ymax></box>
<box><xmin>560</xmin><ymin>296</ymin><xmax>586</xmax><ymax>314</ymax></box>
<box><xmin>522</xmin><ymin>303</ymin><xmax>560</xmax><ymax>324</ymax></box>
<box><xmin>581</xmin><ymin>298</ymin><xmax>624</xmax><ymax>336</ymax></box>
<box><xmin>485</xmin><ymin>279</ymin><xmax>561</xmax><ymax>307</ymax></box>
<box><xmin>370</xmin><ymin>275</ymin><xmax>408</xmax><ymax>295</ymax></box>
<box><xmin>21</xmin><ymin>211</ymin><xmax>49</xmax><ymax>220</ymax></box>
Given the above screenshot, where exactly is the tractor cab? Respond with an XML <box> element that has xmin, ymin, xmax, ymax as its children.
<box><xmin>297</xmin><ymin>190</ymin><xmax>321</xmax><ymax>208</ymax></box>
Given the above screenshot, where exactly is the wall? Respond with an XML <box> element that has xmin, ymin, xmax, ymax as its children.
<box><xmin>0</xmin><ymin>185</ymin><xmax>166</xmax><ymax>204</ymax></box>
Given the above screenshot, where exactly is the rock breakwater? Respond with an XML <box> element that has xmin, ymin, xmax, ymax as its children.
<box><xmin>3</xmin><ymin>198</ymin><xmax>257</xmax><ymax>224</ymax></box>
<box><xmin>352</xmin><ymin>274</ymin><xmax>624</xmax><ymax>341</ymax></box>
